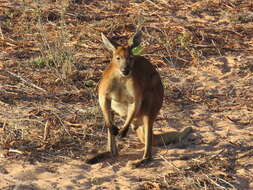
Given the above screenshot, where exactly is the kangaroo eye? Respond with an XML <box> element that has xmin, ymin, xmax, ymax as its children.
<box><xmin>116</xmin><ymin>56</ymin><xmax>120</xmax><ymax>60</ymax></box>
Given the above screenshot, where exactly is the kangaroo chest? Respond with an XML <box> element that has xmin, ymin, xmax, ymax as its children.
<box><xmin>108</xmin><ymin>77</ymin><xmax>135</xmax><ymax>104</ymax></box>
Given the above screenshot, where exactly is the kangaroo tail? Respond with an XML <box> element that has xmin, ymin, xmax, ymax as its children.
<box><xmin>135</xmin><ymin>126</ymin><xmax>193</xmax><ymax>147</ymax></box>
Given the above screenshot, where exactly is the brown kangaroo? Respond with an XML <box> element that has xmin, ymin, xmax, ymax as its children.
<box><xmin>86</xmin><ymin>32</ymin><xmax>193</xmax><ymax>167</ymax></box>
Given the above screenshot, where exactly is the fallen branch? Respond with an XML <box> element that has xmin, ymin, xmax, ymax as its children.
<box><xmin>6</xmin><ymin>71</ymin><xmax>47</xmax><ymax>93</ymax></box>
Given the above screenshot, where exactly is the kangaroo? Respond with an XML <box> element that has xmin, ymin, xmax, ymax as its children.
<box><xmin>86</xmin><ymin>32</ymin><xmax>193</xmax><ymax>167</ymax></box>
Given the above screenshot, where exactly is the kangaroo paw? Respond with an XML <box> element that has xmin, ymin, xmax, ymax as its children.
<box><xmin>111</xmin><ymin>125</ymin><xmax>119</xmax><ymax>136</ymax></box>
<box><xmin>118</xmin><ymin>127</ymin><xmax>129</xmax><ymax>138</ymax></box>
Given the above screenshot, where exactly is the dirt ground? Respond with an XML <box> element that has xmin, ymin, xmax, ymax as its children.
<box><xmin>0</xmin><ymin>0</ymin><xmax>253</xmax><ymax>189</ymax></box>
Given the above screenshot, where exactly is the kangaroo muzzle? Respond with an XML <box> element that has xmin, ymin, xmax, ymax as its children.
<box><xmin>121</xmin><ymin>64</ymin><xmax>131</xmax><ymax>76</ymax></box>
<box><xmin>121</xmin><ymin>68</ymin><xmax>130</xmax><ymax>76</ymax></box>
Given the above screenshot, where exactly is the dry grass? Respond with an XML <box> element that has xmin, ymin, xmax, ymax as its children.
<box><xmin>0</xmin><ymin>0</ymin><xmax>253</xmax><ymax>189</ymax></box>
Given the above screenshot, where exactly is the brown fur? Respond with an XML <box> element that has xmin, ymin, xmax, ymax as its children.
<box><xmin>86</xmin><ymin>33</ymin><xmax>193</xmax><ymax>167</ymax></box>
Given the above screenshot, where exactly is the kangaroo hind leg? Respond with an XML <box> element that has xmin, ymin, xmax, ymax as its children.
<box><xmin>128</xmin><ymin>115</ymin><xmax>154</xmax><ymax>168</ymax></box>
<box><xmin>86</xmin><ymin>128</ymin><xmax>118</xmax><ymax>164</ymax></box>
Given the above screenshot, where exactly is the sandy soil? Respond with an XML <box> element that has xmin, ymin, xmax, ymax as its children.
<box><xmin>1</xmin><ymin>54</ymin><xmax>253</xmax><ymax>190</ymax></box>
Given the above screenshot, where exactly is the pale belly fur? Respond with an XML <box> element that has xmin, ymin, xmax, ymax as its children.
<box><xmin>111</xmin><ymin>100</ymin><xmax>128</xmax><ymax>117</ymax></box>
<box><xmin>111</xmin><ymin>100</ymin><xmax>143</xmax><ymax>129</ymax></box>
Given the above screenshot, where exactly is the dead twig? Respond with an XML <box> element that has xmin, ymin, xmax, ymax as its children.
<box><xmin>51</xmin><ymin>112</ymin><xmax>71</xmax><ymax>136</ymax></box>
<box><xmin>204</xmin><ymin>174</ymin><xmax>226</xmax><ymax>189</ymax></box>
<box><xmin>160</xmin><ymin>155</ymin><xmax>181</xmax><ymax>171</ymax></box>
<box><xmin>0</xmin><ymin>38</ymin><xmax>18</xmax><ymax>47</ymax></box>
<box><xmin>64</xmin><ymin>121</ymin><xmax>86</xmax><ymax>128</ymax></box>
<box><xmin>217</xmin><ymin>177</ymin><xmax>236</xmax><ymax>190</ymax></box>
<box><xmin>184</xmin><ymin>149</ymin><xmax>226</xmax><ymax>171</ymax></box>
<box><xmin>208</xmin><ymin>149</ymin><xmax>225</xmax><ymax>161</ymax></box>
<box><xmin>237</xmin><ymin>150</ymin><xmax>253</xmax><ymax>159</ymax></box>
<box><xmin>8</xmin><ymin>149</ymin><xmax>24</xmax><ymax>155</ymax></box>
<box><xmin>0</xmin><ymin>24</ymin><xmax>4</xmax><ymax>39</ymax></box>
<box><xmin>43</xmin><ymin>120</ymin><xmax>50</xmax><ymax>141</ymax></box>
<box><xmin>211</xmin><ymin>39</ymin><xmax>222</xmax><ymax>56</ymax></box>
<box><xmin>204</xmin><ymin>174</ymin><xmax>236</xmax><ymax>190</ymax></box>
<box><xmin>6</xmin><ymin>71</ymin><xmax>47</xmax><ymax>93</ymax></box>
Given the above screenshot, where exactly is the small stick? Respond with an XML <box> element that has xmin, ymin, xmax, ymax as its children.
<box><xmin>160</xmin><ymin>155</ymin><xmax>181</xmax><ymax>171</ymax></box>
<box><xmin>238</xmin><ymin>150</ymin><xmax>253</xmax><ymax>159</ymax></box>
<box><xmin>52</xmin><ymin>112</ymin><xmax>71</xmax><ymax>136</ymax></box>
<box><xmin>208</xmin><ymin>148</ymin><xmax>225</xmax><ymax>161</ymax></box>
<box><xmin>225</xmin><ymin>125</ymin><xmax>230</xmax><ymax>137</ymax></box>
<box><xmin>204</xmin><ymin>174</ymin><xmax>227</xmax><ymax>189</ymax></box>
<box><xmin>43</xmin><ymin>120</ymin><xmax>50</xmax><ymax>141</ymax></box>
<box><xmin>211</xmin><ymin>40</ymin><xmax>222</xmax><ymax>56</ymax></box>
<box><xmin>64</xmin><ymin>121</ymin><xmax>85</xmax><ymax>128</ymax></box>
<box><xmin>145</xmin><ymin>0</ymin><xmax>162</xmax><ymax>9</ymax></box>
<box><xmin>7</xmin><ymin>71</ymin><xmax>47</xmax><ymax>93</ymax></box>
<box><xmin>217</xmin><ymin>177</ymin><xmax>236</xmax><ymax>189</ymax></box>
<box><xmin>9</xmin><ymin>149</ymin><xmax>23</xmax><ymax>154</ymax></box>
<box><xmin>185</xmin><ymin>149</ymin><xmax>225</xmax><ymax>171</ymax></box>
<box><xmin>0</xmin><ymin>24</ymin><xmax>4</xmax><ymax>39</ymax></box>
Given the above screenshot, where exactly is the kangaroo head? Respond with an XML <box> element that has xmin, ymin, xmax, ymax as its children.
<box><xmin>101</xmin><ymin>32</ymin><xmax>142</xmax><ymax>76</ymax></box>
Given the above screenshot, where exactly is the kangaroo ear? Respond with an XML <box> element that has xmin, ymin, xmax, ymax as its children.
<box><xmin>101</xmin><ymin>33</ymin><xmax>115</xmax><ymax>52</ymax></box>
<box><xmin>128</xmin><ymin>31</ymin><xmax>142</xmax><ymax>49</ymax></box>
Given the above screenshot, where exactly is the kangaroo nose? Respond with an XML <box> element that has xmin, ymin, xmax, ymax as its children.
<box><xmin>121</xmin><ymin>68</ymin><xmax>130</xmax><ymax>76</ymax></box>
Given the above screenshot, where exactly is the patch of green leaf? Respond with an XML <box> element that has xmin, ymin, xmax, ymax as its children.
<box><xmin>176</xmin><ymin>32</ymin><xmax>192</xmax><ymax>48</ymax></box>
<box><xmin>131</xmin><ymin>45</ymin><xmax>144</xmax><ymax>55</ymax></box>
<box><xmin>31</xmin><ymin>56</ymin><xmax>54</xmax><ymax>69</ymax></box>
<box><xmin>84</xmin><ymin>80</ymin><xmax>96</xmax><ymax>88</ymax></box>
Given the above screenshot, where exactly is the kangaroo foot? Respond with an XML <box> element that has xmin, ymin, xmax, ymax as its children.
<box><xmin>127</xmin><ymin>158</ymin><xmax>152</xmax><ymax>168</ymax></box>
<box><xmin>86</xmin><ymin>151</ymin><xmax>114</xmax><ymax>165</ymax></box>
